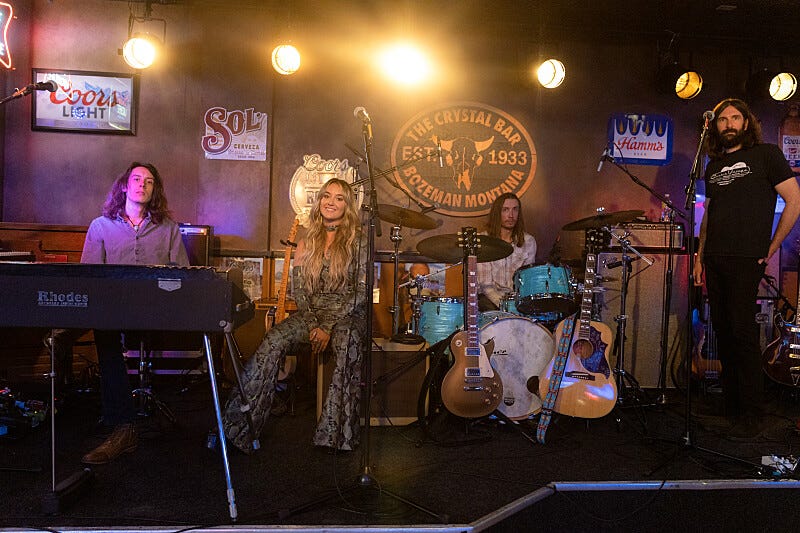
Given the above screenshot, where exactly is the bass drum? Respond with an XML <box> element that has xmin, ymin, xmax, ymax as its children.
<box><xmin>478</xmin><ymin>311</ymin><xmax>555</xmax><ymax>419</ymax></box>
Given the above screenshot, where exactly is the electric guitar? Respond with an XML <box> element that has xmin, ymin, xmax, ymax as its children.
<box><xmin>762</xmin><ymin>278</ymin><xmax>800</xmax><ymax>387</ymax></box>
<box><xmin>266</xmin><ymin>217</ymin><xmax>300</xmax><ymax>330</ymax></box>
<box><xmin>538</xmin><ymin>249</ymin><xmax>617</xmax><ymax>418</ymax></box>
<box><xmin>441</xmin><ymin>228</ymin><xmax>503</xmax><ymax>418</ymax></box>
<box><xmin>692</xmin><ymin>297</ymin><xmax>722</xmax><ymax>381</ymax></box>
<box><xmin>267</xmin><ymin>216</ymin><xmax>301</xmax><ymax>380</ymax></box>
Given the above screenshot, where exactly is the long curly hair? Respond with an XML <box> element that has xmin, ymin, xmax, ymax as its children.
<box><xmin>705</xmin><ymin>98</ymin><xmax>763</xmax><ymax>160</ymax></box>
<box><xmin>301</xmin><ymin>178</ymin><xmax>362</xmax><ymax>293</ymax></box>
<box><xmin>485</xmin><ymin>193</ymin><xmax>526</xmax><ymax>247</ymax></box>
<box><xmin>102</xmin><ymin>162</ymin><xmax>172</xmax><ymax>224</ymax></box>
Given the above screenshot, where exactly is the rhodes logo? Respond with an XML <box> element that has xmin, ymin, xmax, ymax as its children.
<box><xmin>37</xmin><ymin>290</ymin><xmax>89</xmax><ymax>308</ymax></box>
<box><xmin>390</xmin><ymin>101</ymin><xmax>537</xmax><ymax>217</ymax></box>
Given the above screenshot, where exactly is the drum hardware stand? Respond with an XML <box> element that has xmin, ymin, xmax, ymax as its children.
<box><xmin>388</xmin><ymin>225</ymin><xmax>426</xmax><ymax>345</ymax></box>
<box><xmin>281</xmin><ymin>111</ymin><xmax>446</xmax><ymax>523</ymax></box>
<box><xmin>604</xmin><ymin>227</ymin><xmax>657</xmax><ymax>415</ymax></box>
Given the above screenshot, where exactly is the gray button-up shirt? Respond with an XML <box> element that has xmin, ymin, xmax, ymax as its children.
<box><xmin>81</xmin><ymin>215</ymin><xmax>189</xmax><ymax>266</ymax></box>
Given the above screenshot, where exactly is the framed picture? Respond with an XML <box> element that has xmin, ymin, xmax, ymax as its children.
<box><xmin>31</xmin><ymin>68</ymin><xmax>138</xmax><ymax>134</ymax></box>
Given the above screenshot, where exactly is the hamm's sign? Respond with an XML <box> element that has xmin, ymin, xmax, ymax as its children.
<box><xmin>607</xmin><ymin>113</ymin><xmax>673</xmax><ymax>166</ymax></box>
<box><xmin>390</xmin><ymin>102</ymin><xmax>537</xmax><ymax>217</ymax></box>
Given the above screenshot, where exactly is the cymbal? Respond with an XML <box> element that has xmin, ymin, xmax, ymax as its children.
<box><xmin>417</xmin><ymin>234</ymin><xmax>513</xmax><ymax>263</ymax></box>
<box><xmin>562</xmin><ymin>210</ymin><xmax>644</xmax><ymax>231</ymax></box>
<box><xmin>377</xmin><ymin>204</ymin><xmax>438</xmax><ymax>230</ymax></box>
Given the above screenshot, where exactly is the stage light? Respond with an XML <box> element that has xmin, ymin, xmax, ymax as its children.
<box><xmin>536</xmin><ymin>59</ymin><xmax>565</xmax><ymax>89</ymax></box>
<box><xmin>377</xmin><ymin>43</ymin><xmax>432</xmax><ymax>86</ymax></box>
<box><xmin>657</xmin><ymin>62</ymin><xmax>702</xmax><ymax>100</ymax></box>
<box><xmin>770</xmin><ymin>72</ymin><xmax>797</xmax><ymax>101</ymax></box>
<box><xmin>747</xmin><ymin>68</ymin><xmax>797</xmax><ymax>101</ymax></box>
<box><xmin>122</xmin><ymin>33</ymin><xmax>159</xmax><ymax>69</ymax></box>
<box><xmin>120</xmin><ymin>2</ymin><xmax>166</xmax><ymax>70</ymax></box>
<box><xmin>272</xmin><ymin>44</ymin><xmax>301</xmax><ymax>75</ymax></box>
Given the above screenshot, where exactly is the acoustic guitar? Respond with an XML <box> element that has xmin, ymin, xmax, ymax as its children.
<box><xmin>538</xmin><ymin>249</ymin><xmax>617</xmax><ymax>418</ymax></box>
<box><xmin>441</xmin><ymin>227</ymin><xmax>503</xmax><ymax>418</ymax></box>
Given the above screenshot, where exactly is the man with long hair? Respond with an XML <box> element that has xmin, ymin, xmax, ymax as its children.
<box><xmin>477</xmin><ymin>193</ymin><xmax>537</xmax><ymax>311</ymax></box>
<box><xmin>80</xmin><ymin>162</ymin><xmax>188</xmax><ymax>464</ymax></box>
<box><xmin>694</xmin><ymin>98</ymin><xmax>800</xmax><ymax>439</ymax></box>
<box><xmin>223</xmin><ymin>178</ymin><xmax>367</xmax><ymax>452</ymax></box>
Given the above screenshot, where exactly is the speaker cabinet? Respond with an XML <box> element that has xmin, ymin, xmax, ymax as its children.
<box><xmin>179</xmin><ymin>224</ymin><xmax>212</xmax><ymax>266</ymax></box>
<box><xmin>595</xmin><ymin>252</ymin><xmax>690</xmax><ymax>388</ymax></box>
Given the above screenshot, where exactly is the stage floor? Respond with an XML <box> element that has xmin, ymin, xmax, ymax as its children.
<box><xmin>2</xmin><ymin>372</ymin><xmax>800</xmax><ymax>532</ymax></box>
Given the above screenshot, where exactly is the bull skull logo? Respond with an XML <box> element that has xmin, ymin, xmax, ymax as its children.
<box><xmin>433</xmin><ymin>135</ymin><xmax>495</xmax><ymax>191</ymax></box>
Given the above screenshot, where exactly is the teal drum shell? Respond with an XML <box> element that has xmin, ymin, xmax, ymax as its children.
<box><xmin>419</xmin><ymin>297</ymin><xmax>464</xmax><ymax>346</ymax></box>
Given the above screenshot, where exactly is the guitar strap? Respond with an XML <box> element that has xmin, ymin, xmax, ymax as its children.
<box><xmin>536</xmin><ymin>315</ymin><xmax>576</xmax><ymax>444</ymax></box>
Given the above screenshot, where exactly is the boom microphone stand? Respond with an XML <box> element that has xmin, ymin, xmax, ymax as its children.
<box><xmin>281</xmin><ymin>109</ymin><xmax>445</xmax><ymax>522</ymax></box>
<box><xmin>646</xmin><ymin>112</ymin><xmax>766</xmax><ymax>475</ymax></box>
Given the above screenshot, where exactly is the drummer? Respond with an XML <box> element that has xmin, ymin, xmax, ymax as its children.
<box><xmin>477</xmin><ymin>193</ymin><xmax>537</xmax><ymax>312</ymax></box>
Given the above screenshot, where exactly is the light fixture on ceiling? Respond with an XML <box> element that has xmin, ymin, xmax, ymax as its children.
<box><xmin>656</xmin><ymin>33</ymin><xmax>702</xmax><ymax>100</ymax></box>
<box><xmin>536</xmin><ymin>58</ymin><xmax>566</xmax><ymax>89</ymax></box>
<box><xmin>271</xmin><ymin>44</ymin><xmax>301</xmax><ymax>75</ymax></box>
<box><xmin>120</xmin><ymin>1</ymin><xmax>165</xmax><ymax>70</ymax></box>
<box><xmin>747</xmin><ymin>67</ymin><xmax>797</xmax><ymax>102</ymax></box>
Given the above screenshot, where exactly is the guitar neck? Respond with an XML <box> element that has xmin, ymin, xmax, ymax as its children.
<box><xmin>275</xmin><ymin>218</ymin><xmax>299</xmax><ymax>323</ymax></box>
<box><xmin>466</xmin><ymin>254</ymin><xmax>478</xmax><ymax>350</ymax></box>
<box><xmin>577</xmin><ymin>253</ymin><xmax>596</xmax><ymax>339</ymax></box>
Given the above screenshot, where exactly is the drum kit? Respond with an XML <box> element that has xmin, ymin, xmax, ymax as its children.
<box><xmin>376</xmin><ymin>204</ymin><xmax>646</xmax><ymax>421</ymax></box>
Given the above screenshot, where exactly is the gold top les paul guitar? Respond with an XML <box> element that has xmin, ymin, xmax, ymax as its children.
<box><xmin>441</xmin><ymin>228</ymin><xmax>503</xmax><ymax>418</ymax></box>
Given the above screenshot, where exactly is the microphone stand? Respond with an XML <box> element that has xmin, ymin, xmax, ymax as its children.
<box><xmin>646</xmin><ymin>119</ymin><xmax>765</xmax><ymax>476</ymax></box>
<box><xmin>281</xmin><ymin>117</ymin><xmax>445</xmax><ymax>522</ymax></box>
<box><xmin>602</xmin><ymin>154</ymin><xmax>687</xmax><ymax>404</ymax></box>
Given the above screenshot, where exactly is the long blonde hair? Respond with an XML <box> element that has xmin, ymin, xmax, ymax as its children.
<box><xmin>302</xmin><ymin>178</ymin><xmax>362</xmax><ymax>293</ymax></box>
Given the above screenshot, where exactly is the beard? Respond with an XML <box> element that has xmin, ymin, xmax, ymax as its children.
<box><xmin>720</xmin><ymin>128</ymin><xmax>745</xmax><ymax>149</ymax></box>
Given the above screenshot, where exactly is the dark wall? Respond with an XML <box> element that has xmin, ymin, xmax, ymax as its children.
<box><xmin>3</xmin><ymin>0</ymin><xmax>799</xmax><ymax>258</ymax></box>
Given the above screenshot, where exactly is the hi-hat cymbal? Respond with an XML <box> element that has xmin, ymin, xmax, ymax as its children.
<box><xmin>417</xmin><ymin>234</ymin><xmax>513</xmax><ymax>263</ymax></box>
<box><xmin>562</xmin><ymin>210</ymin><xmax>644</xmax><ymax>231</ymax></box>
<box><xmin>377</xmin><ymin>204</ymin><xmax>438</xmax><ymax>230</ymax></box>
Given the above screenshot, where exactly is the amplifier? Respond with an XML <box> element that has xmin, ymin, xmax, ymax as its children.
<box><xmin>607</xmin><ymin>222</ymin><xmax>685</xmax><ymax>251</ymax></box>
<box><xmin>179</xmin><ymin>224</ymin><xmax>213</xmax><ymax>266</ymax></box>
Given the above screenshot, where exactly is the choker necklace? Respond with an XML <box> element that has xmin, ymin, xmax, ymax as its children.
<box><xmin>325</xmin><ymin>225</ymin><xmax>338</xmax><ymax>232</ymax></box>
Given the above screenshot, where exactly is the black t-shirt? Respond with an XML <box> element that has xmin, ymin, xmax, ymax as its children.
<box><xmin>703</xmin><ymin>143</ymin><xmax>794</xmax><ymax>258</ymax></box>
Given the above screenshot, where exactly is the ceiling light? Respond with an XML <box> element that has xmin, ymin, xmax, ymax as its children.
<box><xmin>272</xmin><ymin>44</ymin><xmax>301</xmax><ymax>75</ymax></box>
<box><xmin>536</xmin><ymin>59</ymin><xmax>565</xmax><ymax>89</ymax></box>
<box><xmin>122</xmin><ymin>33</ymin><xmax>159</xmax><ymax>69</ymax></box>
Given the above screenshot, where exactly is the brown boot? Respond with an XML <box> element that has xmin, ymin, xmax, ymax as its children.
<box><xmin>81</xmin><ymin>423</ymin><xmax>137</xmax><ymax>465</ymax></box>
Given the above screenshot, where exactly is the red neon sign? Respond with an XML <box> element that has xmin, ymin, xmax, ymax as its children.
<box><xmin>0</xmin><ymin>2</ymin><xmax>12</xmax><ymax>69</ymax></box>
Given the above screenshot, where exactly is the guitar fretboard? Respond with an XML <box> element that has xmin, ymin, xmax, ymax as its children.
<box><xmin>578</xmin><ymin>253</ymin><xmax>596</xmax><ymax>340</ymax></box>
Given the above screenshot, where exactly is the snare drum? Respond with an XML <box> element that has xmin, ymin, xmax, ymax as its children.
<box><xmin>478</xmin><ymin>311</ymin><xmax>555</xmax><ymax>419</ymax></box>
<box><xmin>419</xmin><ymin>297</ymin><xmax>463</xmax><ymax>346</ymax></box>
<box><xmin>514</xmin><ymin>263</ymin><xmax>577</xmax><ymax>317</ymax></box>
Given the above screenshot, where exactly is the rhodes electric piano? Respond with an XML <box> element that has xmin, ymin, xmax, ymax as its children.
<box><xmin>0</xmin><ymin>262</ymin><xmax>254</xmax><ymax>520</ymax></box>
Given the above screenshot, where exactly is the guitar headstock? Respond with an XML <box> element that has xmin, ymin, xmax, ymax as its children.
<box><xmin>584</xmin><ymin>228</ymin><xmax>610</xmax><ymax>255</ymax></box>
<box><xmin>460</xmin><ymin>227</ymin><xmax>478</xmax><ymax>258</ymax></box>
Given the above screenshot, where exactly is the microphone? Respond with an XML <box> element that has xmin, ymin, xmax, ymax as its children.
<box><xmin>353</xmin><ymin>106</ymin><xmax>371</xmax><ymax>124</ymax></box>
<box><xmin>597</xmin><ymin>146</ymin><xmax>609</xmax><ymax>173</ymax></box>
<box><xmin>437</xmin><ymin>140</ymin><xmax>444</xmax><ymax>168</ymax></box>
<box><xmin>605</xmin><ymin>256</ymin><xmax>641</xmax><ymax>269</ymax></box>
<box><xmin>12</xmin><ymin>80</ymin><xmax>58</xmax><ymax>98</ymax></box>
<box><xmin>34</xmin><ymin>80</ymin><xmax>58</xmax><ymax>92</ymax></box>
<box><xmin>702</xmin><ymin>110</ymin><xmax>714</xmax><ymax>129</ymax></box>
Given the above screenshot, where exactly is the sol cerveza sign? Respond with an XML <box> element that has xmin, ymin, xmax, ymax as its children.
<box><xmin>390</xmin><ymin>102</ymin><xmax>537</xmax><ymax>217</ymax></box>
